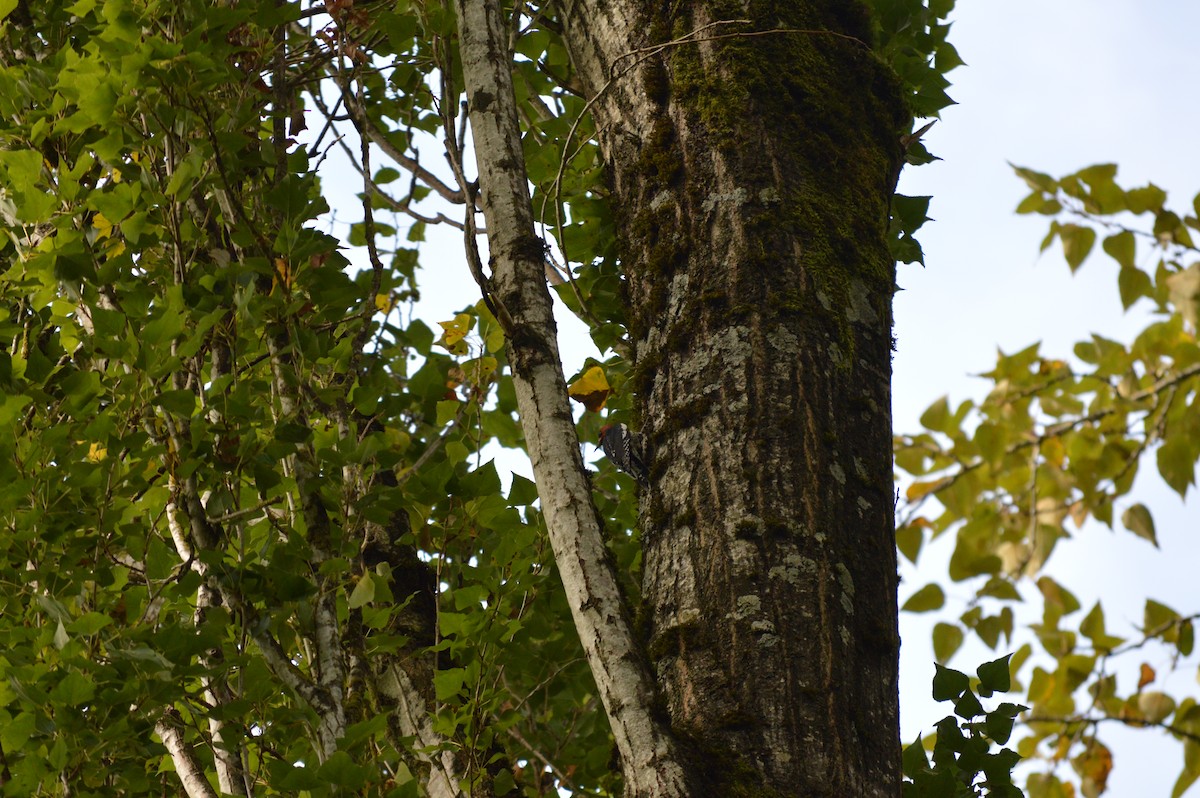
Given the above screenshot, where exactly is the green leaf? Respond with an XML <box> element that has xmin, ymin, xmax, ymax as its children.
<box><xmin>434</xmin><ymin>667</ymin><xmax>466</xmax><ymax>701</ymax></box>
<box><xmin>1101</xmin><ymin>231</ymin><xmax>1135</xmax><ymax>269</ymax></box>
<box><xmin>896</xmin><ymin>522</ymin><xmax>924</xmax><ymax>564</ymax></box>
<box><xmin>445</xmin><ymin>440</ymin><xmax>469</xmax><ymax>464</ymax></box>
<box><xmin>902</xmin><ymin>583</ymin><xmax>945</xmax><ymax>613</ymax></box>
<box><xmin>892</xmin><ymin>194</ymin><xmax>932</xmax><ymax>236</ymax></box>
<box><xmin>275</xmin><ymin>421</ymin><xmax>312</xmax><ymax>443</ymax></box>
<box><xmin>1037</xmin><ymin>576</ymin><xmax>1081</xmax><ymax>621</ymax></box>
<box><xmin>459</xmin><ymin>460</ymin><xmax>501</xmax><ymax>498</ymax></box>
<box><xmin>973</xmin><ymin>421</ymin><xmax>1006</xmax><ymax>464</ymax></box>
<box><xmin>68</xmin><ymin>612</ymin><xmax>114</xmax><ymax>635</ymax></box>
<box><xmin>50</xmin><ymin>671</ymin><xmax>95</xmax><ymax>705</ymax></box>
<box><xmin>0</xmin><ymin>149</ymin><xmax>43</xmax><ymax>187</ymax></box>
<box><xmin>0</xmin><ymin>394</ymin><xmax>32</xmax><ymax>426</ymax></box>
<box><xmin>265</xmin><ymin>174</ymin><xmax>313</xmax><ymax>221</ymax></box>
<box><xmin>984</xmin><ymin>706</ymin><xmax>1023</xmax><ymax>745</ymax></box>
<box><xmin>1127</xmin><ymin>183</ymin><xmax>1166</xmax><ymax>214</ymax></box>
<box><xmin>933</xmin><ymin>623</ymin><xmax>964</xmax><ymax>665</ymax></box>
<box><xmin>1155</xmin><ymin>210</ymin><xmax>1186</xmax><ymax>244</ymax></box>
<box><xmin>1120</xmin><ymin>503</ymin><xmax>1157</xmax><ymax>547</ymax></box>
<box><xmin>1077</xmin><ymin>163</ymin><xmax>1123</xmax><ymax>213</ymax></box>
<box><xmin>153</xmin><ymin>389</ymin><xmax>195</xmax><ymax>417</ymax></box>
<box><xmin>953</xmin><ymin>690</ymin><xmax>983</xmax><ymax>719</ymax></box>
<box><xmin>1172</xmin><ymin>741</ymin><xmax>1200</xmax><ymax>798</ymax></box>
<box><xmin>436</xmin><ymin>399</ymin><xmax>460</xmax><ymax>427</ymax></box>
<box><xmin>0</xmin><ymin>0</ymin><xmax>18</xmax><ymax>21</ymax></box>
<box><xmin>373</xmin><ymin>166</ymin><xmax>401</xmax><ymax>185</ymax></box>
<box><xmin>919</xmin><ymin>396</ymin><xmax>949</xmax><ymax>432</ymax></box>
<box><xmin>932</xmin><ymin>663</ymin><xmax>970</xmax><ymax>701</ymax></box>
<box><xmin>901</xmin><ymin>734</ymin><xmax>929</xmax><ymax>778</ymax></box>
<box><xmin>1145</xmin><ymin>599</ymin><xmax>1181</xmax><ymax>636</ymax></box>
<box><xmin>508</xmin><ymin>473</ymin><xmax>538</xmax><ymax>506</ymax></box>
<box><xmin>1117</xmin><ymin>266</ymin><xmax>1152</xmax><ymax>310</ymax></box>
<box><xmin>1138</xmin><ymin>691</ymin><xmax>1176</xmax><ymax>724</ymax></box>
<box><xmin>1015</xmin><ymin>191</ymin><xmax>1048</xmax><ymax>214</ymax></box>
<box><xmin>976</xmin><ymin>577</ymin><xmax>1021</xmax><ymax>602</ymax></box>
<box><xmin>1059</xmin><ymin>224</ymin><xmax>1096</xmax><ymax>272</ymax></box>
<box><xmin>976</xmin><ymin>654</ymin><xmax>1013</xmax><ymax>695</ymax></box>
<box><xmin>348</xmin><ymin>573</ymin><xmax>375</xmax><ymax>608</ymax></box>
<box><xmin>1012</xmin><ymin>164</ymin><xmax>1058</xmax><ymax>193</ymax></box>
<box><xmin>164</xmin><ymin>158</ymin><xmax>197</xmax><ymax>198</ymax></box>
<box><xmin>54</xmin><ymin>619</ymin><xmax>70</xmax><ymax>649</ymax></box>
<box><xmin>890</xmin><ymin>232</ymin><xmax>925</xmax><ymax>265</ymax></box>
<box><xmin>315</xmin><ymin>751</ymin><xmax>370</xmax><ymax>788</ymax></box>
<box><xmin>1156</xmin><ymin>435</ymin><xmax>1196</xmax><ymax>496</ymax></box>
<box><xmin>1079</xmin><ymin>602</ymin><xmax>1124</xmax><ymax>652</ymax></box>
<box><xmin>493</xmin><ymin>769</ymin><xmax>516</xmax><ymax>796</ymax></box>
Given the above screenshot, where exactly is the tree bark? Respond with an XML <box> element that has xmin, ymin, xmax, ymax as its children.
<box><xmin>559</xmin><ymin>2</ymin><xmax>907</xmax><ymax>795</ymax></box>
<box><xmin>452</xmin><ymin>1</ymin><xmax>689</xmax><ymax>795</ymax></box>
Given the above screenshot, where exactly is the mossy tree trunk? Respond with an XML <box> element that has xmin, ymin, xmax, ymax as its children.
<box><xmin>560</xmin><ymin>2</ymin><xmax>908</xmax><ymax>794</ymax></box>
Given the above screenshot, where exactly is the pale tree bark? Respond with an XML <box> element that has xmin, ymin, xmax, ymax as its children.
<box><xmin>452</xmin><ymin>0</ymin><xmax>690</xmax><ymax>795</ymax></box>
<box><xmin>555</xmin><ymin>2</ymin><xmax>908</xmax><ymax>796</ymax></box>
<box><xmin>156</xmin><ymin>709</ymin><xmax>221</xmax><ymax>798</ymax></box>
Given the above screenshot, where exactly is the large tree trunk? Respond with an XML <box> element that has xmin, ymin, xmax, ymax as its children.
<box><xmin>559</xmin><ymin>3</ymin><xmax>907</xmax><ymax>795</ymax></box>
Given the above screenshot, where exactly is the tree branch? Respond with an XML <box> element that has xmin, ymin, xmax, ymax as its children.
<box><xmin>156</xmin><ymin>709</ymin><xmax>222</xmax><ymax>798</ymax></box>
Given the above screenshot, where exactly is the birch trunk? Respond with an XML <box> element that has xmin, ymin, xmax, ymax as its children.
<box><xmin>453</xmin><ymin>1</ymin><xmax>690</xmax><ymax>794</ymax></box>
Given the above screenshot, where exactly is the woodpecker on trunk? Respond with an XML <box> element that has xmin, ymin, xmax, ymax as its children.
<box><xmin>598</xmin><ymin>423</ymin><xmax>648</xmax><ymax>485</ymax></box>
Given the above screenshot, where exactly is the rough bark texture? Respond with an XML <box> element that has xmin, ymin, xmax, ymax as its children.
<box><xmin>559</xmin><ymin>2</ymin><xmax>907</xmax><ymax>795</ymax></box>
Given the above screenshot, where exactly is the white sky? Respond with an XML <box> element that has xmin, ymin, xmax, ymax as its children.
<box><xmin>314</xmin><ymin>2</ymin><xmax>1200</xmax><ymax>793</ymax></box>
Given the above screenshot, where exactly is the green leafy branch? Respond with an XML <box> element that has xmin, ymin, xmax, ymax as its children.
<box><xmin>904</xmin><ymin>654</ymin><xmax>1028</xmax><ymax>798</ymax></box>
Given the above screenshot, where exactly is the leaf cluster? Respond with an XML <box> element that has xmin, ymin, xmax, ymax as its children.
<box><xmin>904</xmin><ymin>654</ymin><xmax>1028</xmax><ymax>798</ymax></box>
<box><xmin>0</xmin><ymin>1</ymin><xmax>619</xmax><ymax>794</ymax></box>
<box><xmin>896</xmin><ymin>163</ymin><xmax>1200</xmax><ymax>796</ymax></box>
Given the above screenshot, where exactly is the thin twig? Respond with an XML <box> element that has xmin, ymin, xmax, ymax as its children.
<box><xmin>207</xmin><ymin>497</ymin><xmax>282</xmax><ymax>525</ymax></box>
<box><xmin>1025</xmin><ymin>713</ymin><xmax>1200</xmax><ymax>746</ymax></box>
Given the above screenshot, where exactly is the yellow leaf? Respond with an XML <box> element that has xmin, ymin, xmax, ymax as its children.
<box><xmin>86</xmin><ymin>442</ymin><xmax>107</xmax><ymax>462</ymax></box>
<box><xmin>1042</xmin><ymin>436</ymin><xmax>1065</xmax><ymax>468</ymax></box>
<box><xmin>93</xmin><ymin>212</ymin><xmax>114</xmax><ymax>240</ymax></box>
<box><xmin>1072</xmin><ymin>741</ymin><xmax>1112</xmax><ymax>798</ymax></box>
<box><xmin>375</xmin><ymin>292</ymin><xmax>395</xmax><ymax>313</ymax></box>
<box><xmin>567</xmin><ymin>366</ymin><xmax>611</xmax><ymax>412</ymax></box>
<box><xmin>438</xmin><ymin>313</ymin><xmax>473</xmax><ymax>354</ymax></box>
<box><xmin>274</xmin><ymin>257</ymin><xmax>292</xmax><ymax>291</ymax></box>
<box><xmin>569</xmin><ymin>366</ymin><xmax>610</xmax><ymax>396</ymax></box>
<box><xmin>905</xmin><ymin>479</ymin><xmax>945</xmax><ymax>502</ymax></box>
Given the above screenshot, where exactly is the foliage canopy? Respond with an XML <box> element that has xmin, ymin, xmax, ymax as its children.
<box><xmin>0</xmin><ymin>0</ymin><xmax>1196</xmax><ymax>796</ymax></box>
